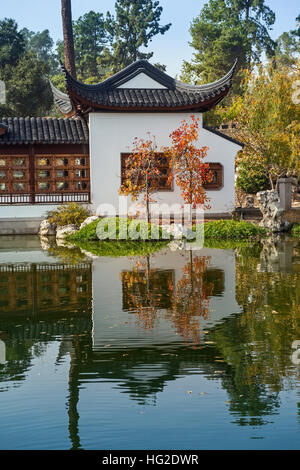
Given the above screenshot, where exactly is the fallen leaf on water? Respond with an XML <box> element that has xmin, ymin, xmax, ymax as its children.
<box><xmin>187</xmin><ymin>390</ymin><xmax>193</xmax><ymax>394</ymax></box>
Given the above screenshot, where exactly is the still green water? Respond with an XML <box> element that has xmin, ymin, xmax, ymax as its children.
<box><xmin>0</xmin><ymin>235</ymin><xmax>299</xmax><ymax>450</ymax></box>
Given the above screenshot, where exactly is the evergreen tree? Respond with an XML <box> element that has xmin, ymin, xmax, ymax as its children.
<box><xmin>106</xmin><ymin>0</ymin><xmax>171</xmax><ymax>71</ymax></box>
<box><xmin>0</xmin><ymin>52</ymin><xmax>53</xmax><ymax>117</ymax></box>
<box><xmin>0</xmin><ymin>18</ymin><xmax>25</xmax><ymax>68</ymax></box>
<box><xmin>57</xmin><ymin>11</ymin><xmax>112</xmax><ymax>82</ymax></box>
<box><xmin>21</xmin><ymin>28</ymin><xmax>58</xmax><ymax>74</ymax></box>
<box><xmin>181</xmin><ymin>0</ymin><xmax>275</xmax><ymax>94</ymax></box>
<box><xmin>274</xmin><ymin>15</ymin><xmax>300</xmax><ymax>68</ymax></box>
<box><xmin>0</xmin><ymin>19</ymin><xmax>53</xmax><ymax>117</ymax></box>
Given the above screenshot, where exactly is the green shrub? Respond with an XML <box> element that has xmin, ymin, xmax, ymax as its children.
<box><xmin>194</xmin><ymin>220</ymin><xmax>266</xmax><ymax>240</ymax></box>
<box><xmin>46</xmin><ymin>203</ymin><xmax>91</xmax><ymax>228</ymax></box>
<box><xmin>292</xmin><ymin>224</ymin><xmax>300</xmax><ymax>236</ymax></box>
<box><xmin>236</xmin><ymin>158</ymin><xmax>270</xmax><ymax>194</ymax></box>
<box><xmin>69</xmin><ymin>217</ymin><xmax>169</xmax><ymax>242</ymax></box>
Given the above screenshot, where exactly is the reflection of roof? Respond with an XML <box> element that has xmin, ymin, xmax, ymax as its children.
<box><xmin>0</xmin><ymin>117</ymin><xmax>89</xmax><ymax>145</ymax></box>
<box><xmin>54</xmin><ymin>59</ymin><xmax>238</xmax><ymax>116</ymax></box>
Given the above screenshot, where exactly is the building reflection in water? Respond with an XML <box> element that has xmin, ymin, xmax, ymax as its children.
<box><xmin>0</xmin><ymin>237</ymin><xmax>299</xmax><ymax>449</ymax></box>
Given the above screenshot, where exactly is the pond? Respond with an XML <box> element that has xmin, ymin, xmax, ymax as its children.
<box><xmin>0</xmin><ymin>235</ymin><xmax>299</xmax><ymax>450</ymax></box>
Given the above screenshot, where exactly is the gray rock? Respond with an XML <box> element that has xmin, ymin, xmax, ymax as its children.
<box><xmin>56</xmin><ymin>225</ymin><xmax>78</xmax><ymax>239</ymax></box>
<box><xmin>257</xmin><ymin>190</ymin><xmax>286</xmax><ymax>233</ymax></box>
<box><xmin>39</xmin><ymin>219</ymin><xmax>56</xmax><ymax>237</ymax></box>
<box><xmin>162</xmin><ymin>223</ymin><xmax>188</xmax><ymax>239</ymax></box>
<box><xmin>79</xmin><ymin>216</ymin><xmax>100</xmax><ymax>230</ymax></box>
<box><xmin>39</xmin><ymin>236</ymin><xmax>51</xmax><ymax>250</ymax></box>
<box><xmin>168</xmin><ymin>240</ymin><xmax>186</xmax><ymax>251</ymax></box>
<box><xmin>245</xmin><ymin>195</ymin><xmax>255</xmax><ymax>208</ymax></box>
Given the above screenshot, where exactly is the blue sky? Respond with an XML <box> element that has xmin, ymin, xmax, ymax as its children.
<box><xmin>1</xmin><ymin>0</ymin><xmax>299</xmax><ymax>76</ymax></box>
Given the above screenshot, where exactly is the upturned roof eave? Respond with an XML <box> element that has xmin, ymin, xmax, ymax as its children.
<box><xmin>59</xmin><ymin>59</ymin><xmax>237</xmax><ymax>115</ymax></box>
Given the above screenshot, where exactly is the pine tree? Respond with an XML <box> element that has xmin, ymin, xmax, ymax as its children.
<box><xmin>181</xmin><ymin>0</ymin><xmax>276</xmax><ymax>94</ymax></box>
<box><xmin>106</xmin><ymin>0</ymin><xmax>171</xmax><ymax>71</ymax></box>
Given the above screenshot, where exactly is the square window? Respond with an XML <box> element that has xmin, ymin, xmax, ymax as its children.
<box><xmin>56</xmin><ymin>158</ymin><xmax>68</xmax><ymax>167</ymax></box>
<box><xmin>13</xmin><ymin>170</ymin><xmax>25</xmax><ymax>179</ymax></box>
<box><xmin>56</xmin><ymin>182</ymin><xmax>69</xmax><ymax>190</ymax></box>
<box><xmin>13</xmin><ymin>158</ymin><xmax>26</xmax><ymax>167</ymax></box>
<box><xmin>202</xmin><ymin>163</ymin><xmax>223</xmax><ymax>190</ymax></box>
<box><xmin>0</xmin><ymin>183</ymin><xmax>6</xmax><ymax>191</ymax></box>
<box><xmin>38</xmin><ymin>170</ymin><xmax>50</xmax><ymax>178</ymax></box>
<box><xmin>75</xmin><ymin>169</ymin><xmax>86</xmax><ymax>178</ymax></box>
<box><xmin>13</xmin><ymin>182</ymin><xmax>25</xmax><ymax>191</ymax></box>
<box><xmin>38</xmin><ymin>158</ymin><xmax>50</xmax><ymax>167</ymax></box>
<box><xmin>56</xmin><ymin>170</ymin><xmax>69</xmax><ymax>178</ymax></box>
<box><xmin>38</xmin><ymin>182</ymin><xmax>50</xmax><ymax>190</ymax></box>
<box><xmin>75</xmin><ymin>181</ymin><xmax>87</xmax><ymax>190</ymax></box>
<box><xmin>75</xmin><ymin>158</ymin><xmax>86</xmax><ymax>166</ymax></box>
<box><xmin>121</xmin><ymin>153</ymin><xmax>172</xmax><ymax>191</ymax></box>
<box><xmin>0</xmin><ymin>159</ymin><xmax>6</xmax><ymax>167</ymax></box>
<box><xmin>0</xmin><ymin>171</ymin><xmax>6</xmax><ymax>179</ymax></box>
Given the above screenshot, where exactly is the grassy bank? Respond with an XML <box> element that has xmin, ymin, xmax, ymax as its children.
<box><xmin>196</xmin><ymin>220</ymin><xmax>266</xmax><ymax>240</ymax></box>
<box><xmin>69</xmin><ymin>218</ymin><xmax>266</xmax><ymax>243</ymax></box>
<box><xmin>68</xmin><ymin>217</ymin><xmax>168</xmax><ymax>242</ymax></box>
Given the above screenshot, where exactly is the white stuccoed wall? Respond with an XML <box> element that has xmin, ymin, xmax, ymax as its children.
<box><xmin>89</xmin><ymin>112</ymin><xmax>241</xmax><ymax>216</ymax></box>
<box><xmin>0</xmin><ymin>205</ymin><xmax>58</xmax><ymax>219</ymax></box>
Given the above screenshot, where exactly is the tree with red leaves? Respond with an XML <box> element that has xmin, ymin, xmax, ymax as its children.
<box><xmin>165</xmin><ymin>115</ymin><xmax>212</xmax><ymax>214</ymax></box>
<box><xmin>119</xmin><ymin>134</ymin><xmax>172</xmax><ymax>223</ymax></box>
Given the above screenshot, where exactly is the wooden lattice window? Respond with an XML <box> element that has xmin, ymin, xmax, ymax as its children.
<box><xmin>121</xmin><ymin>152</ymin><xmax>173</xmax><ymax>191</ymax></box>
<box><xmin>202</xmin><ymin>163</ymin><xmax>223</xmax><ymax>190</ymax></box>
<box><xmin>35</xmin><ymin>154</ymin><xmax>90</xmax><ymax>193</ymax></box>
<box><xmin>0</xmin><ymin>155</ymin><xmax>30</xmax><ymax>193</ymax></box>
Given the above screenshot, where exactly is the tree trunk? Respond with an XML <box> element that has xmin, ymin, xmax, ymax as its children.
<box><xmin>61</xmin><ymin>0</ymin><xmax>77</xmax><ymax>79</ymax></box>
<box><xmin>145</xmin><ymin>174</ymin><xmax>150</xmax><ymax>224</ymax></box>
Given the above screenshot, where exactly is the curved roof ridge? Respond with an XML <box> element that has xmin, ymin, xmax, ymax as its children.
<box><xmin>62</xmin><ymin>60</ymin><xmax>175</xmax><ymax>92</ymax></box>
<box><xmin>49</xmin><ymin>79</ymin><xmax>74</xmax><ymax>115</ymax></box>
<box><xmin>56</xmin><ymin>59</ymin><xmax>238</xmax><ymax>114</ymax></box>
<box><xmin>175</xmin><ymin>59</ymin><xmax>238</xmax><ymax>92</ymax></box>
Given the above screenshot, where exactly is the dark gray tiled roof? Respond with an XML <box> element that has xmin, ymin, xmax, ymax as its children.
<box><xmin>60</xmin><ymin>59</ymin><xmax>237</xmax><ymax>113</ymax></box>
<box><xmin>0</xmin><ymin>117</ymin><xmax>89</xmax><ymax>145</ymax></box>
<box><xmin>50</xmin><ymin>81</ymin><xmax>74</xmax><ymax>115</ymax></box>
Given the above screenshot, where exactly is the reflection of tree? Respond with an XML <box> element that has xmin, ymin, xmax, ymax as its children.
<box><xmin>121</xmin><ymin>256</ymin><xmax>173</xmax><ymax>330</ymax></box>
<box><xmin>167</xmin><ymin>254</ymin><xmax>214</xmax><ymax>344</ymax></box>
<box><xmin>205</xmin><ymin>240</ymin><xmax>300</xmax><ymax>425</ymax></box>
<box><xmin>121</xmin><ymin>253</ymin><xmax>216</xmax><ymax>344</ymax></box>
<box><xmin>234</xmin><ymin>242</ymin><xmax>300</xmax><ymax>394</ymax></box>
<box><xmin>210</xmin><ymin>316</ymin><xmax>281</xmax><ymax>426</ymax></box>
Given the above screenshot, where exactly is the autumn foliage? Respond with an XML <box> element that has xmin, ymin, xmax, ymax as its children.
<box><xmin>119</xmin><ymin>116</ymin><xmax>212</xmax><ymax>222</ymax></box>
<box><xmin>121</xmin><ymin>254</ymin><xmax>214</xmax><ymax>345</ymax></box>
<box><xmin>119</xmin><ymin>134</ymin><xmax>172</xmax><ymax>222</ymax></box>
<box><xmin>165</xmin><ymin>115</ymin><xmax>212</xmax><ymax>209</ymax></box>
